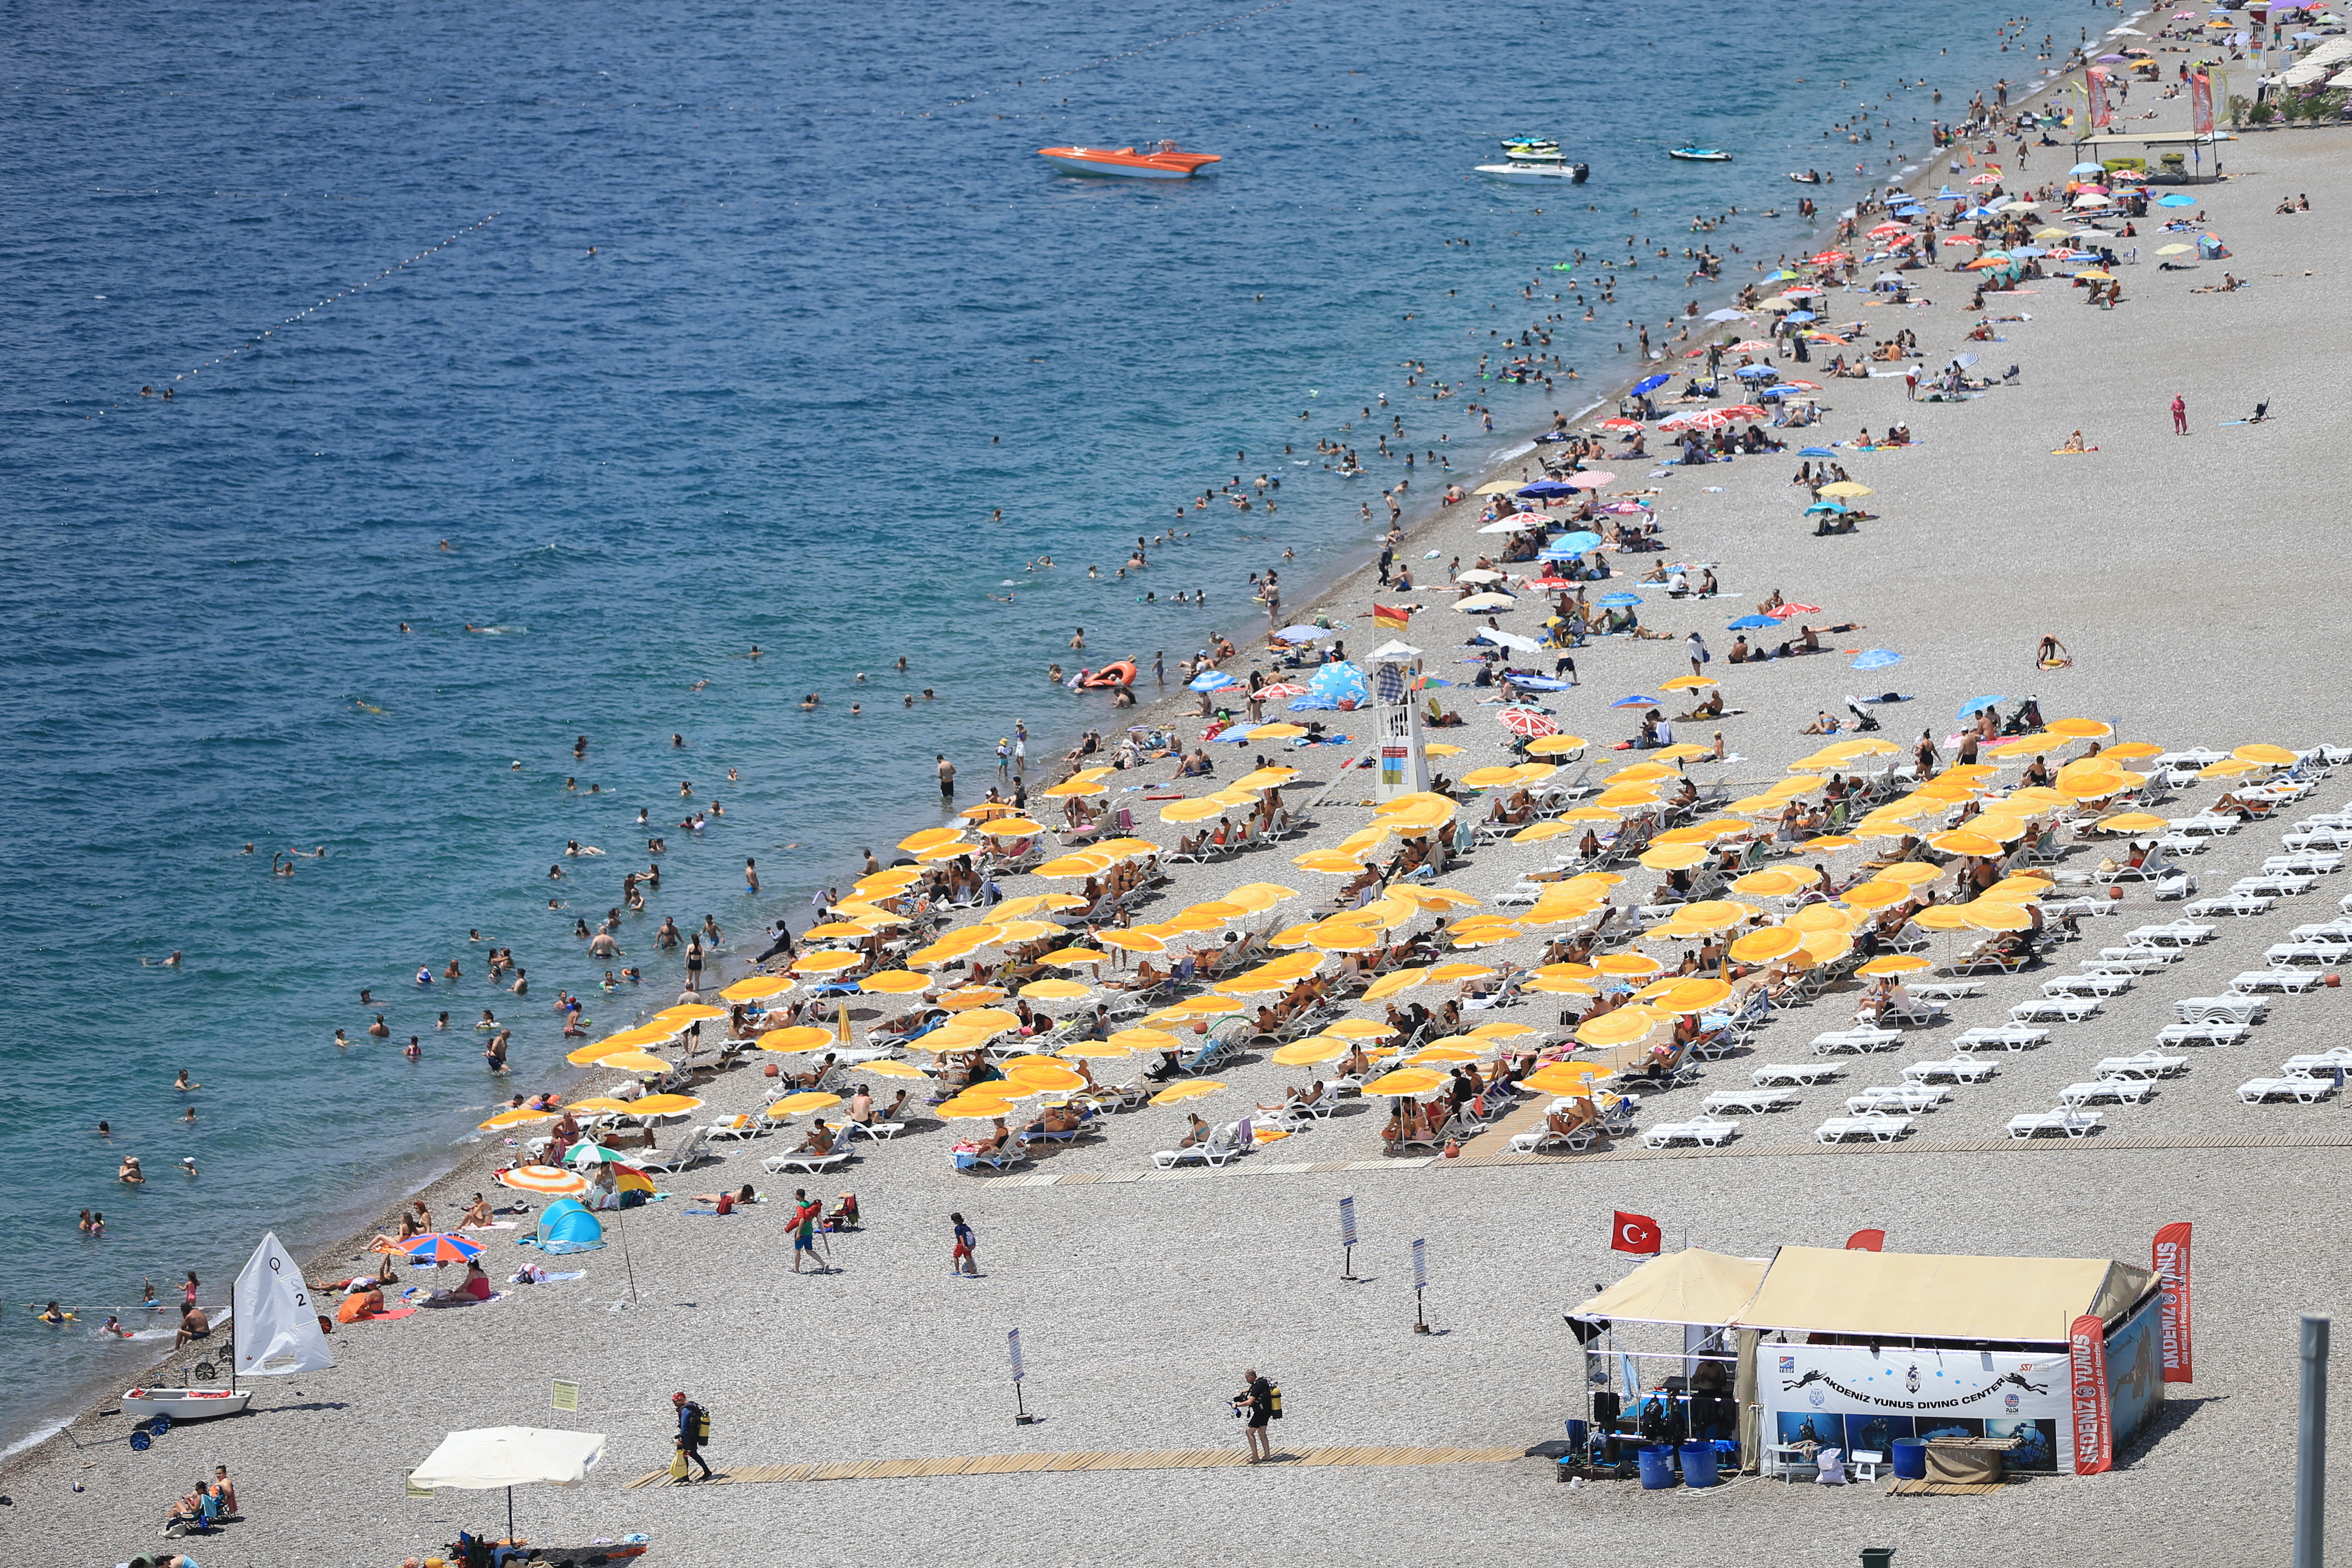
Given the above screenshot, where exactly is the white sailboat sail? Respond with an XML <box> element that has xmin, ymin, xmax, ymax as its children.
<box><xmin>232</xmin><ymin>1231</ymin><xmax>334</xmax><ymax>1376</ymax></box>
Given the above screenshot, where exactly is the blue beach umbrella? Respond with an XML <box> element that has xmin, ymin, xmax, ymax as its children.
<box><xmin>1272</xmin><ymin>625</ymin><xmax>1326</xmax><ymax>643</ymax></box>
<box><xmin>1805</xmin><ymin>499</ymin><xmax>1847</xmax><ymax>515</ymax></box>
<box><xmin>1850</xmin><ymin>650</ymin><xmax>1902</xmax><ymax>671</ymax></box>
<box><xmin>1597</xmin><ymin>591</ymin><xmax>1643</xmax><ymax>607</ymax></box>
<box><xmin>1957</xmin><ymin>694</ymin><xmax>2004</xmax><ymax>718</ymax></box>
<box><xmin>1190</xmin><ymin>671</ymin><xmax>1236</xmax><ymax>692</ymax></box>
<box><xmin>1703</xmin><ymin>307</ymin><xmax>1749</xmax><ymax>323</ymax></box>
<box><xmin>1545</xmin><ymin>530</ymin><xmax>1605</xmax><ymax>557</ymax></box>
<box><xmin>1608</xmin><ymin>694</ymin><xmax>1658</xmax><ymax>710</ymax></box>
<box><xmin>1734</xmin><ymin>365</ymin><xmax>1779</xmax><ymax>380</ymax></box>
<box><xmin>1631</xmin><ymin>373</ymin><xmax>1670</xmax><ymax>396</ymax></box>
<box><xmin>2159</xmin><ymin>193</ymin><xmax>2197</xmax><ymax>208</ymax></box>
<box><xmin>1935</xmin><ymin>186</ymin><xmax>1963</xmax><ymax>200</ymax></box>
<box><xmin>1517</xmin><ymin>480</ymin><xmax>1577</xmax><ymax>499</ymax></box>
<box><xmin>1785</xmin><ymin>310</ymin><xmax>1818</xmax><ymax>323</ymax></box>
<box><xmin>1727</xmin><ymin>614</ymin><xmax>1777</xmax><ymax>630</ymax></box>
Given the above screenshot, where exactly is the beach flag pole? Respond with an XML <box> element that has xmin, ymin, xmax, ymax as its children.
<box><xmin>1412</xmin><ymin>1238</ymin><xmax>1431</xmax><ymax>1335</ymax></box>
<box><xmin>1339</xmin><ymin>1196</ymin><xmax>1361</xmax><ymax>1282</ymax></box>
<box><xmin>1008</xmin><ymin>1328</ymin><xmax>1037</xmax><ymax>1425</ymax></box>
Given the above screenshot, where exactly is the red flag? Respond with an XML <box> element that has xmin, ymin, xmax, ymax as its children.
<box><xmin>2154</xmin><ymin>1222</ymin><xmax>2194</xmax><ymax>1384</ymax></box>
<box><xmin>1372</xmin><ymin>604</ymin><xmax>1412</xmax><ymax>631</ymax></box>
<box><xmin>2086</xmin><ymin>67</ymin><xmax>2113</xmax><ymax>129</ymax></box>
<box><xmin>1610</xmin><ymin>1211</ymin><xmax>1662</xmax><ymax>1255</ymax></box>
<box><xmin>2190</xmin><ymin>70</ymin><xmax>2215</xmax><ymax>136</ymax></box>
<box><xmin>2069</xmin><ymin>1314</ymin><xmax>2112</xmax><ymax>1474</ymax></box>
<box><xmin>1845</xmin><ymin>1228</ymin><xmax>1886</xmax><ymax>1252</ymax></box>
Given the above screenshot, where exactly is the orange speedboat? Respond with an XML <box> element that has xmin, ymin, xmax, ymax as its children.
<box><xmin>1037</xmin><ymin>140</ymin><xmax>1221</xmax><ymax>179</ymax></box>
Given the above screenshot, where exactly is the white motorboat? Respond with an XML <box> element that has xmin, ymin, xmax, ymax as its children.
<box><xmin>1477</xmin><ymin>160</ymin><xmax>1589</xmax><ymax>183</ymax></box>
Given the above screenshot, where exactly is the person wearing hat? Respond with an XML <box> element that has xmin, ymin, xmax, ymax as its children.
<box><xmin>671</xmin><ymin>1390</ymin><xmax>714</xmax><ymax>1482</ymax></box>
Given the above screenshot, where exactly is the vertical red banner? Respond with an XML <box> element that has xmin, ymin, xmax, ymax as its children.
<box><xmin>2190</xmin><ymin>71</ymin><xmax>2216</xmax><ymax>136</ymax></box>
<box><xmin>2154</xmin><ymin>1222</ymin><xmax>2194</xmax><ymax>1384</ymax></box>
<box><xmin>2070</xmin><ymin>1314</ymin><xmax>2113</xmax><ymax>1475</ymax></box>
<box><xmin>2087</xmin><ymin>68</ymin><xmax>2114</xmax><ymax>129</ymax></box>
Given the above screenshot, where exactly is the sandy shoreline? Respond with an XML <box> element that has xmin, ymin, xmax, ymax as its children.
<box><xmin>15</xmin><ymin>29</ymin><xmax>2352</xmax><ymax>1563</ymax></box>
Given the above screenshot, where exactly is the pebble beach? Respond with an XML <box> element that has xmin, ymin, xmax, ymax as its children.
<box><xmin>14</xmin><ymin>42</ymin><xmax>2352</xmax><ymax>1568</ymax></box>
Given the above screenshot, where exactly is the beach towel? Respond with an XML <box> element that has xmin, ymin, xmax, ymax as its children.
<box><xmin>360</xmin><ymin>1307</ymin><xmax>416</xmax><ymax>1322</ymax></box>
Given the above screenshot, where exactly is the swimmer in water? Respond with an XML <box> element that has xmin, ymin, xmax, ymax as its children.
<box><xmin>173</xmin><ymin>1068</ymin><xmax>199</xmax><ymax>1092</ymax></box>
<box><xmin>748</xmin><ymin>644</ymin><xmax>762</xmax><ymax>657</ymax></box>
<box><xmin>689</xmin><ymin>679</ymin><xmax>709</xmax><ymax>692</ymax></box>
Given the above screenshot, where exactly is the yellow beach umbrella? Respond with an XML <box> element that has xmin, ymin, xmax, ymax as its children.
<box><xmin>1856</xmin><ymin>954</ymin><xmax>1931</xmax><ymax>977</ymax></box>
<box><xmin>1362</xmin><ymin>1068</ymin><xmax>1447</xmax><ymax>1098</ymax></box>
<box><xmin>1325</xmin><ymin>1019</ymin><xmax>1397</xmax><ymax>1041</ymax></box>
<box><xmin>1512</xmin><ymin>820</ymin><xmax>1579</xmax><ymax>843</ymax></box>
<box><xmin>801</xmin><ymin>920</ymin><xmax>878</xmax><ymax>942</ymax></box>
<box><xmin>720</xmin><ymin>975</ymin><xmax>797</xmax><ymax>1002</ymax></box>
<box><xmin>792</xmin><ymin>950</ymin><xmax>864</xmax><ymax>974</ymax></box>
<box><xmin>1526</xmin><ymin>734</ymin><xmax>1589</xmax><ymax>757</ymax></box>
<box><xmin>1408</xmin><ymin>1044</ymin><xmax>1484</xmax><ymax>1065</ymax></box>
<box><xmin>934</xmin><ymin>1096</ymin><xmax>1020</xmax><ymax>1121</ymax></box>
<box><xmin>566</xmin><ymin>1039</ymin><xmax>637</xmax><ymax>1066</ymax></box>
<box><xmin>599</xmin><ymin>1051</ymin><xmax>674</xmax><ymax>1075</ymax></box>
<box><xmin>897</xmin><ymin>827</ymin><xmax>965</xmax><ymax>854</ymax></box>
<box><xmin>1655</xmin><ymin>977</ymin><xmax>1732</xmax><ymax>1012</ymax></box>
<box><xmin>2047</xmin><ymin>718</ymin><xmax>2113</xmax><ymax>739</ymax></box>
<box><xmin>1841</xmin><ymin>881</ymin><xmax>1912</xmax><ymax>911</ymax></box>
<box><xmin>1593</xmin><ymin>952</ymin><xmax>1663</xmax><ymax>978</ymax></box>
<box><xmin>1798</xmin><ymin>930</ymin><xmax>1852</xmax><ymax>964</ymax></box>
<box><xmin>1786</xmin><ymin>904</ymin><xmax>1854</xmax><ymax>932</ymax></box>
<box><xmin>563</xmin><ymin>1096</ymin><xmax>640</xmax><ymax>1115</ymax></box>
<box><xmin>2101</xmin><ymin>741</ymin><xmax>2164</xmax><ymax>762</ymax></box>
<box><xmin>1294</xmin><ymin>850</ymin><xmax>1369</xmax><ymax>875</ymax></box>
<box><xmin>1522</xmin><ymin>1063</ymin><xmax>1604</xmax><ymax>1096</ymax></box>
<box><xmin>652</xmin><ymin>1005</ymin><xmax>726</xmax><ymax>1026</ymax></box>
<box><xmin>1151</xmin><ymin>1080</ymin><xmax>1228</xmax><ymax>1106</ymax></box>
<box><xmin>1424</xmin><ymin>962</ymin><xmax>1498</xmax><ymax>985</ymax></box>
<box><xmin>757</xmin><ymin>1026</ymin><xmax>836</xmax><ymax>1054</ymax></box>
<box><xmin>1962</xmin><ymin>902</ymin><xmax>2033</xmax><ymax>931</ymax></box>
<box><xmin>1160</xmin><ymin>798</ymin><xmax>1228</xmax><ymax>824</ymax></box>
<box><xmin>1005</xmin><ymin>1064</ymin><xmax>1085</xmax><ymax>1092</ymax></box>
<box><xmin>2235</xmin><ymin>743</ymin><xmax>2298</xmax><ymax>767</ymax></box>
<box><xmin>1817</xmin><ymin>481</ymin><xmax>1872</xmax><ymax>497</ymax></box>
<box><xmin>1362</xmin><ymin>967</ymin><xmax>1429</xmax><ymax>1000</ymax></box>
<box><xmin>1020</xmin><ymin>979</ymin><xmax>1093</xmax><ymax>1002</ymax></box>
<box><xmin>1095</xmin><ymin>929</ymin><xmax>1170</xmax><ymax>954</ymax></box>
<box><xmin>1577</xmin><ymin>1009</ymin><xmax>1660</xmax><ymax>1047</ymax></box>
<box><xmin>479</xmin><ymin>1106</ymin><xmax>557</xmax><ymax>1130</ymax></box>
<box><xmin>861</xmin><ymin>1060</ymin><xmax>934</xmax><ymax>1080</ymax></box>
<box><xmin>858</xmin><ymin>971</ymin><xmax>933</xmax><ymax>995</ymax></box>
<box><xmin>1525</xmin><ymin>975</ymin><xmax>1598</xmax><ymax>996</ymax></box>
<box><xmin>1272</xmin><ymin>1038</ymin><xmax>1349</xmax><ymax>1066</ymax></box>
<box><xmin>1463</xmin><ymin>765</ymin><xmax>1528</xmax><ymax>790</ymax></box>
<box><xmin>1876</xmin><ymin>862</ymin><xmax>1943</xmax><ymax>887</ymax></box>
<box><xmin>1929</xmin><ymin>830</ymin><xmax>2004</xmax><ymax>857</ymax></box>
<box><xmin>628</xmin><ymin>1093</ymin><xmax>704</xmax><ymax>1118</ymax></box>
<box><xmin>935</xmin><ymin>986</ymin><xmax>1010</xmax><ymax>1011</ymax></box>
<box><xmin>1728</xmin><ymin>927</ymin><xmax>1803</xmax><ymax>963</ymax></box>
<box><xmin>1798</xmin><ymin>834</ymin><xmax>1860</xmax><ymax>852</ymax></box>
<box><xmin>1658</xmin><ymin>676</ymin><xmax>1717</xmax><ymax>693</ymax></box>
<box><xmin>1912</xmin><ymin>906</ymin><xmax>1972</xmax><ymax>931</ymax></box>
<box><xmin>1730</xmin><ymin>868</ymin><xmax>1807</xmax><ymax>897</ymax></box>
<box><xmin>1639</xmin><ymin>842</ymin><xmax>1710</xmax><ymax>871</ymax></box>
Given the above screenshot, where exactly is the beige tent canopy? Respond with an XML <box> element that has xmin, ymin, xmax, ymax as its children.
<box><xmin>1575</xmin><ymin>1246</ymin><xmax>2157</xmax><ymax>1344</ymax></box>
<box><xmin>1570</xmin><ymin>1248</ymin><xmax>1770</xmax><ymax>1327</ymax></box>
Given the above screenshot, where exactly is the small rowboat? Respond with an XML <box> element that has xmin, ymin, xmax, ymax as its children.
<box><xmin>1669</xmin><ymin>147</ymin><xmax>1733</xmax><ymax>162</ymax></box>
<box><xmin>123</xmin><ymin>1387</ymin><xmax>252</xmax><ymax>1421</ymax></box>
<box><xmin>1037</xmin><ymin>141</ymin><xmax>1221</xmax><ymax>179</ymax></box>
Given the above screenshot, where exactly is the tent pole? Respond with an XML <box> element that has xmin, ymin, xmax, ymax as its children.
<box><xmin>507</xmin><ymin>1483</ymin><xmax>515</xmax><ymax>1544</ymax></box>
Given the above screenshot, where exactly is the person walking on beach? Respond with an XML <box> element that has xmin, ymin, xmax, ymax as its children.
<box><xmin>790</xmin><ymin>1188</ymin><xmax>825</xmax><ymax>1273</ymax></box>
<box><xmin>1235</xmin><ymin>1368</ymin><xmax>1277</xmax><ymax>1463</ymax></box>
<box><xmin>2170</xmin><ymin>393</ymin><xmax>2188</xmax><ymax>434</ymax></box>
<box><xmin>1686</xmin><ymin>631</ymin><xmax>1709</xmax><ymax>680</ymax></box>
<box><xmin>950</xmin><ymin>1212</ymin><xmax>980</xmax><ymax>1276</ymax></box>
<box><xmin>670</xmin><ymin>1391</ymin><xmax>715</xmax><ymax>1482</ymax></box>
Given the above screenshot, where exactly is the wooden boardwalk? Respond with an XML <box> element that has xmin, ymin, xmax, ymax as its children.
<box><xmin>626</xmin><ymin>1443</ymin><xmax>1528</xmax><ymax>1489</ymax></box>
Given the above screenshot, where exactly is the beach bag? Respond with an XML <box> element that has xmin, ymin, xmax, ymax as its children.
<box><xmin>669</xmin><ymin>1449</ymin><xmax>689</xmax><ymax>1480</ymax></box>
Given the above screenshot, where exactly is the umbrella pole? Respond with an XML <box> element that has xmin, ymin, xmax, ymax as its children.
<box><xmin>507</xmin><ymin>1483</ymin><xmax>514</xmax><ymax>1544</ymax></box>
<box><xmin>617</xmin><ymin>1206</ymin><xmax>641</xmax><ymax>1306</ymax></box>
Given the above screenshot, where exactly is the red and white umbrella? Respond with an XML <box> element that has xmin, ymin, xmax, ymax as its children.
<box><xmin>1867</xmin><ymin>222</ymin><xmax>1910</xmax><ymax>238</ymax></box>
<box><xmin>1809</xmin><ymin>250</ymin><xmax>1852</xmax><ymax>265</ymax></box>
<box><xmin>1968</xmin><ymin>172</ymin><xmax>2003</xmax><ymax>186</ymax></box>
<box><xmin>496</xmin><ymin>1164</ymin><xmax>591</xmax><ymax>1196</ymax></box>
<box><xmin>1255</xmin><ymin>681</ymin><xmax>1309</xmax><ymax>698</ymax></box>
<box><xmin>1942</xmin><ymin>233</ymin><xmax>1983</xmax><ymax>246</ymax></box>
<box><xmin>1563</xmin><ymin>470</ymin><xmax>1616</xmax><ymax>489</ymax></box>
<box><xmin>1523</xmin><ymin>575</ymin><xmax>1576</xmax><ymax>590</ymax></box>
<box><xmin>1766</xmin><ymin>601</ymin><xmax>1823</xmax><ymax>620</ymax></box>
<box><xmin>1597</xmin><ymin>417</ymin><xmax>1643</xmax><ymax>432</ymax></box>
<box><xmin>1730</xmin><ymin>339</ymin><xmax>1777</xmax><ymax>353</ymax></box>
<box><xmin>1780</xmin><ymin>378</ymin><xmax>1822</xmax><ymax>391</ymax></box>
<box><xmin>1717</xmin><ymin>404</ymin><xmax>1768</xmax><ymax>422</ymax></box>
<box><xmin>1498</xmin><ymin>707</ymin><xmax>1560</xmax><ymax>738</ymax></box>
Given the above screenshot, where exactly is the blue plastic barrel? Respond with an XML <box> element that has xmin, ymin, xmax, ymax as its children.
<box><xmin>1564</xmin><ymin>1419</ymin><xmax>1589</xmax><ymax>1453</ymax></box>
<box><xmin>1679</xmin><ymin>1440</ymin><xmax>1720</xmax><ymax>1488</ymax></box>
<box><xmin>1638</xmin><ymin>1443</ymin><xmax>1680</xmax><ymax>1489</ymax></box>
<box><xmin>1890</xmin><ymin>1439</ymin><xmax>1927</xmax><ymax>1480</ymax></box>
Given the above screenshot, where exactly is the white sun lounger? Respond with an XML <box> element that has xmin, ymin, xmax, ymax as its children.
<box><xmin>2232</xmin><ymin>969</ymin><xmax>2327</xmax><ymax>995</ymax></box>
<box><xmin>2281</xmin><ymin>1053</ymin><xmax>2352</xmax><ymax>1076</ymax></box>
<box><xmin>2157</xmin><ymin>1022</ymin><xmax>2248</xmax><ymax>1048</ymax></box>
<box><xmin>2060</xmin><ymin>1079</ymin><xmax>2155</xmax><ymax>1107</ymax></box>
<box><xmin>1816</xmin><ymin>1114</ymin><xmax>1913</xmax><ymax>1145</ymax></box>
<box><xmin>1642</xmin><ymin>1119</ymin><xmax>1740</xmax><ymax>1149</ymax></box>
<box><xmin>2176</xmin><ymin>997</ymin><xmax>2268</xmax><ymax>1024</ymax></box>
<box><xmin>2185</xmin><ymin>894</ymin><xmax>2275</xmax><ymax>918</ymax></box>
<box><xmin>1846</xmin><ymin>1086</ymin><xmax>1948</xmax><ymax>1115</ymax></box>
<box><xmin>2042</xmin><ymin>973</ymin><xmax>2134</xmax><ymax>998</ymax></box>
<box><xmin>1904</xmin><ymin>980</ymin><xmax>1984</xmax><ymax>1002</ymax></box>
<box><xmin>1753</xmin><ymin>1062</ymin><xmax>1844</xmax><ymax>1087</ymax></box>
<box><xmin>2127</xmin><ymin>922</ymin><xmax>2214</xmax><ymax>947</ymax></box>
<box><xmin>1702</xmin><ymin>1088</ymin><xmax>1798</xmax><ymax>1116</ymax></box>
<box><xmin>2286</xmin><ymin>828</ymin><xmax>2352</xmax><ymax>852</ymax></box>
<box><xmin>762</xmin><ymin>1144</ymin><xmax>855</xmax><ymax>1175</ymax></box>
<box><xmin>1810</xmin><ymin>1027</ymin><xmax>1903</xmax><ymax>1056</ymax></box>
<box><xmin>2239</xmin><ymin>1076</ymin><xmax>2336</xmax><ymax>1105</ymax></box>
<box><xmin>2006</xmin><ymin>1109</ymin><xmax>2106</xmax><ymax>1140</ymax></box>
<box><xmin>1953</xmin><ymin>1025</ymin><xmax>2049</xmax><ymax>1053</ymax></box>
<box><xmin>1903</xmin><ymin>1057</ymin><xmax>1998</xmax><ymax>1085</ymax></box>
<box><xmin>2266</xmin><ymin>942</ymin><xmax>2348</xmax><ymax>968</ymax></box>
<box><xmin>2290</xmin><ymin>921</ymin><xmax>2352</xmax><ymax>940</ymax></box>
<box><xmin>2012</xmin><ymin>997</ymin><xmax>2102</xmax><ymax>1023</ymax></box>
<box><xmin>2266</xmin><ymin>852</ymin><xmax>2343</xmax><ymax>875</ymax></box>
<box><xmin>2096</xmin><ymin>1053</ymin><xmax>2187</xmax><ymax>1080</ymax></box>
<box><xmin>2237</xmin><ymin>875</ymin><xmax>2320</xmax><ymax>898</ymax></box>
<box><xmin>2091</xmin><ymin>949</ymin><xmax>2176</xmax><ymax>973</ymax></box>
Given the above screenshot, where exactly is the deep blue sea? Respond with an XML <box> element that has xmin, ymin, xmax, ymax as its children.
<box><xmin>0</xmin><ymin>0</ymin><xmax>2060</xmax><ymax>1442</ymax></box>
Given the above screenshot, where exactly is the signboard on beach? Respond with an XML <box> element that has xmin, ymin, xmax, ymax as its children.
<box><xmin>552</xmin><ymin>1379</ymin><xmax>580</xmax><ymax>1413</ymax></box>
<box><xmin>2070</xmin><ymin>1316</ymin><xmax>2112</xmax><ymax>1474</ymax></box>
<box><xmin>2154</xmin><ymin>1223</ymin><xmax>2193</xmax><ymax>1385</ymax></box>
<box><xmin>1372</xmin><ymin>701</ymin><xmax>1427</xmax><ymax>800</ymax></box>
<box><xmin>2086</xmin><ymin>67</ymin><xmax>2114</xmax><ymax>130</ymax></box>
<box><xmin>2190</xmin><ymin>71</ymin><xmax>2215</xmax><ymax>137</ymax></box>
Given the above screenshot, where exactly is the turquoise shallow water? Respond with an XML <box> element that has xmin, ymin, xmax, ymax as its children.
<box><xmin>0</xmin><ymin>0</ymin><xmax>2056</xmax><ymax>1440</ymax></box>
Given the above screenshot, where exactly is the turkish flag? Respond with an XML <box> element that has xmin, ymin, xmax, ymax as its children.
<box><xmin>1611</xmin><ymin>1211</ymin><xmax>1662</xmax><ymax>1255</ymax></box>
<box><xmin>1846</xmin><ymin>1229</ymin><xmax>1886</xmax><ymax>1252</ymax></box>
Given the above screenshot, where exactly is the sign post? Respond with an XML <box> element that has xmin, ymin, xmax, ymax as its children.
<box><xmin>1339</xmin><ymin>1197</ymin><xmax>1360</xmax><ymax>1282</ymax></box>
<box><xmin>2069</xmin><ymin>1314</ymin><xmax>2112</xmax><ymax>1475</ymax></box>
<box><xmin>1411</xmin><ymin>1238</ymin><xmax>1431</xmax><ymax>1335</ymax></box>
<box><xmin>1368</xmin><ymin>643</ymin><xmax>1428</xmax><ymax>802</ymax></box>
<box><xmin>550</xmin><ymin>1379</ymin><xmax>580</xmax><ymax>1415</ymax></box>
<box><xmin>2153</xmin><ymin>1222</ymin><xmax>2193</xmax><ymax>1385</ymax></box>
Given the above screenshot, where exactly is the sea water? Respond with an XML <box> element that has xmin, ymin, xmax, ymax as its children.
<box><xmin>0</xmin><ymin>0</ymin><xmax>2061</xmax><ymax>1443</ymax></box>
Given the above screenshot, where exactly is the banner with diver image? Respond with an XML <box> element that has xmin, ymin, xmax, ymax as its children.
<box><xmin>1762</xmin><ymin>1342</ymin><xmax>2070</xmax><ymax>1472</ymax></box>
